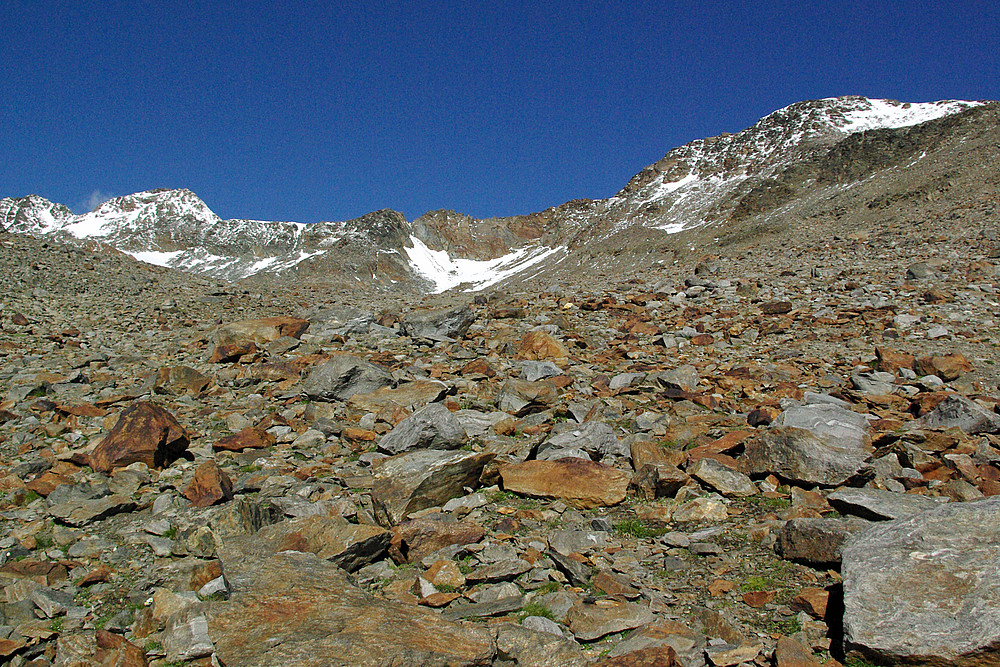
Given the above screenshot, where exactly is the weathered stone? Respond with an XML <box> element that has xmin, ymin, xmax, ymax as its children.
<box><xmin>655</xmin><ymin>365</ymin><xmax>700</xmax><ymax>393</ymax></box>
<box><xmin>773</xmin><ymin>635</ymin><xmax>823</xmax><ymax>667</ymax></box>
<box><xmin>672</xmin><ymin>496</ymin><xmax>729</xmax><ymax>522</ymax></box>
<box><xmin>566</xmin><ymin>600</ymin><xmax>655</xmax><ymax>641</ymax></box>
<box><xmin>495</xmin><ymin>624</ymin><xmax>588</xmax><ymax>667</ymax></box>
<box><xmin>496</xmin><ymin>378</ymin><xmax>559</xmax><ymax>416</ymax></box>
<box><xmin>537</xmin><ymin>421</ymin><xmax>627</xmax><ymax>462</ymax></box>
<box><xmin>208</xmin><ymin>340</ymin><xmax>257</xmax><ymax>363</ymax></box>
<box><xmin>216</xmin><ymin>316</ymin><xmax>309</xmax><ymax>347</ymax></box>
<box><xmin>213</xmin><ymin>426</ymin><xmax>275</xmax><ymax>451</ymax></box>
<box><xmin>688</xmin><ymin>458</ymin><xmax>757</xmax><ymax>497</ymax></box>
<box><xmin>183</xmin><ymin>460</ymin><xmax>233</xmax><ymax>508</ymax></box>
<box><xmin>914</xmin><ymin>353</ymin><xmax>974</xmax><ymax>381</ymax></box>
<box><xmin>518</xmin><ymin>330</ymin><xmax>570</xmax><ymax>360</ymax></box>
<box><xmin>48</xmin><ymin>494</ymin><xmax>137</xmax><ymax>527</ymax></box>
<box><xmin>915</xmin><ymin>394</ymin><xmax>1000</xmax><ymax>434</ymax></box>
<box><xmin>256</xmin><ymin>515</ymin><xmax>391</xmax><ymax>572</ymax></box>
<box><xmin>400</xmin><ymin>305</ymin><xmax>476</xmax><ymax>341</ymax></box>
<box><xmin>742</xmin><ymin>426</ymin><xmax>869</xmax><ymax>486</ymax></box>
<box><xmin>347</xmin><ymin>379</ymin><xmax>449</xmax><ymax>413</ymax></box>
<box><xmin>500</xmin><ymin>459</ymin><xmax>630</xmax><ymax>509</ymax></box>
<box><xmin>464</xmin><ymin>559</ymin><xmax>532</xmax><ymax>584</ymax></box>
<box><xmin>843</xmin><ymin>497</ymin><xmax>1000</xmax><ymax>666</ymax></box>
<box><xmin>302</xmin><ymin>354</ymin><xmax>394</xmax><ymax>402</ymax></box>
<box><xmin>155</xmin><ymin>366</ymin><xmax>210</xmax><ymax>395</ymax></box>
<box><xmin>594</xmin><ymin>645</ymin><xmax>681</xmax><ymax>666</ymax></box>
<box><xmin>89</xmin><ymin>402</ymin><xmax>189</xmax><ymax>473</ymax></box>
<box><xmin>372</xmin><ymin>449</ymin><xmax>495</xmax><ymax>525</ymax></box>
<box><xmin>827</xmin><ymin>487</ymin><xmax>943</xmax><ymax>521</ymax></box>
<box><xmin>603</xmin><ymin>618</ymin><xmax>700</xmax><ymax>664</ymax></box>
<box><xmin>776</xmin><ymin>517</ymin><xmax>872</xmax><ymax>566</ymax></box>
<box><xmin>163</xmin><ymin>609</ymin><xmax>214</xmax><ymax>662</ymax></box>
<box><xmin>209</xmin><ymin>547</ymin><xmax>495</xmax><ymax>666</ymax></box>
<box><xmin>377</xmin><ymin>402</ymin><xmax>467</xmax><ymax>454</ymax></box>
<box><xmin>393</xmin><ymin>514</ymin><xmax>485</xmax><ymax>563</ymax></box>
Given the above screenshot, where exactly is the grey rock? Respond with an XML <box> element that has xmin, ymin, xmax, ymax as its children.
<box><xmin>566</xmin><ymin>600</ymin><xmax>655</xmax><ymax>641</ymax></box>
<box><xmin>828</xmin><ymin>487</ymin><xmax>944</xmax><ymax>521</ymax></box>
<box><xmin>608</xmin><ymin>372</ymin><xmax>645</xmax><ymax>390</ymax></box>
<box><xmin>742</xmin><ymin>426</ymin><xmax>870</xmax><ymax>486</ymax></box>
<box><xmin>771</xmin><ymin>402</ymin><xmax>871</xmax><ymax>450</ymax></box>
<box><xmin>520</xmin><ymin>361</ymin><xmax>563</xmax><ymax>382</ymax></box>
<box><xmin>371</xmin><ymin>449</ymin><xmax>495</xmax><ymax>525</ymax></box>
<box><xmin>48</xmin><ymin>495</ymin><xmax>136</xmax><ymax>527</ymax></box>
<box><xmin>377</xmin><ymin>403</ymin><xmax>467</xmax><ymax>455</ymax></box>
<box><xmin>688</xmin><ymin>458</ymin><xmax>757</xmax><ymax>497</ymax></box>
<box><xmin>843</xmin><ymin>497</ymin><xmax>1000</xmax><ymax>666</ymax></box>
<box><xmin>536</xmin><ymin>421</ymin><xmax>626</xmax><ymax>462</ymax></box>
<box><xmin>164</xmin><ymin>609</ymin><xmax>215</xmax><ymax>662</ymax></box>
<box><xmin>302</xmin><ymin>354</ymin><xmax>393</xmax><ymax>402</ymax></box>
<box><xmin>496</xmin><ymin>624</ymin><xmax>586</xmax><ymax>666</ymax></box>
<box><xmin>655</xmin><ymin>365</ymin><xmax>700</xmax><ymax>392</ymax></box>
<box><xmin>548</xmin><ymin>529</ymin><xmax>608</xmax><ymax>556</ymax></box>
<box><xmin>441</xmin><ymin>596</ymin><xmax>524</xmax><ymax>620</ymax></box>
<box><xmin>915</xmin><ymin>394</ymin><xmax>1000</xmax><ymax>434</ymax></box>
<box><xmin>905</xmin><ymin>261</ymin><xmax>938</xmax><ymax>280</ymax></box>
<box><xmin>776</xmin><ymin>517</ymin><xmax>873</xmax><ymax>566</ymax></box>
<box><xmin>521</xmin><ymin>615</ymin><xmax>565</xmax><ymax>638</ymax></box>
<box><xmin>400</xmin><ymin>305</ymin><xmax>476</xmax><ymax>341</ymax></box>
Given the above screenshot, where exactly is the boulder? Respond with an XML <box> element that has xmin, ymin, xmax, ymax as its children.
<box><xmin>495</xmin><ymin>378</ymin><xmax>558</xmax><ymax>416</ymax></box>
<box><xmin>254</xmin><ymin>515</ymin><xmax>391</xmax><ymax>572</ymax></box>
<box><xmin>347</xmin><ymin>380</ymin><xmax>449</xmax><ymax>414</ymax></box>
<box><xmin>536</xmin><ymin>421</ymin><xmax>627</xmax><ymax>462</ymax></box>
<box><xmin>303</xmin><ymin>354</ymin><xmax>393</xmax><ymax>402</ymax></box>
<box><xmin>914</xmin><ymin>353</ymin><xmax>973</xmax><ymax>381</ymax></box>
<box><xmin>827</xmin><ymin>487</ymin><xmax>943</xmax><ymax>521</ymax></box>
<box><xmin>209</xmin><ymin>547</ymin><xmax>494</xmax><ymax>666</ymax></box>
<box><xmin>392</xmin><ymin>514</ymin><xmax>485</xmax><ymax>563</ymax></box>
<box><xmin>688</xmin><ymin>458</ymin><xmax>757</xmax><ymax>497</ymax></box>
<box><xmin>400</xmin><ymin>305</ymin><xmax>476</xmax><ymax>341</ymax></box>
<box><xmin>372</xmin><ymin>450</ymin><xmax>495</xmax><ymax>525</ymax></box>
<box><xmin>499</xmin><ymin>459</ymin><xmax>630</xmax><ymax>509</ymax></box>
<box><xmin>213</xmin><ymin>426</ymin><xmax>275</xmax><ymax>452</ymax></box>
<box><xmin>377</xmin><ymin>403</ymin><xmax>467</xmax><ymax>455</ymax></box>
<box><xmin>517</xmin><ymin>330</ymin><xmax>570</xmax><ymax>360</ymax></box>
<box><xmin>566</xmin><ymin>600</ymin><xmax>655</xmax><ymax>641</ymax></box>
<box><xmin>183</xmin><ymin>460</ymin><xmax>234</xmax><ymax>508</ymax></box>
<box><xmin>842</xmin><ymin>497</ymin><xmax>1000</xmax><ymax>666</ymax></box>
<box><xmin>742</xmin><ymin>426</ymin><xmax>869</xmax><ymax>486</ymax></box>
<box><xmin>155</xmin><ymin>366</ymin><xmax>210</xmax><ymax>396</ymax></box>
<box><xmin>776</xmin><ymin>517</ymin><xmax>872</xmax><ymax>566</ymax></box>
<box><xmin>215</xmin><ymin>316</ymin><xmax>309</xmax><ymax>347</ymax></box>
<box><xmin>89</xmin><ymin>402</ymin><xmax>189</xmax><ymax>473</ymax></box>
<box><xmin>914</xmin><ymin>394</ymin><xmax>1000</xmax><ymax>434</ymax></box>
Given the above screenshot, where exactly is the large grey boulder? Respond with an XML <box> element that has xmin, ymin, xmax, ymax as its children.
<box><xmin>377</xmin><ymin>403</ymin><xmax>467</xmax><ymax>455</ymax></box>
<box><xmin>842</xmin><ymin>497</ymin><xmax>1000</xmax><ymax>666</ymax></box>
<box><xmin>742</xmin><ymin>426</ymin><xmax>870</xmax><ymax>486</ymax></box>
<box><xmin>771</xmin><ymin>402</ymin><xmax>871</xmax><ymax>449</ymax></box>
<box><xmin>400</xmin><ymin>305</ymin><xmax>476</xmax><ymax>341</ymax></box>
<box><xmin>688</xmin><ymin>458</ymin><xmax>757</xmax><ymax>497</ymax></box>
<box><xmin>914</xmin><ymin>394</ymin><xmax>1000</xmax><ymax>434</ymax></box>
<box><xmin>371</xmin><ymin>449</ymin><xmax>495</xmax><ymax>525</ymax></box>
<box><xmin>828</xmin><ymin>487</ymin><xmax>943</xmax><ymax>521</ymax></box>
<box><xmin>536</xmin><ymin>421</ymin><xmax>627</xmax><ymax>462</ymax></box>
<box><xmin>776</xmin><ymin>517</ymin><xmax>872</xmax><ymax>566</ymax></box>
<box><xmin>302</xmin><ymin>354</ymin><xmax>393</xmax><ymax>401</ymax></box>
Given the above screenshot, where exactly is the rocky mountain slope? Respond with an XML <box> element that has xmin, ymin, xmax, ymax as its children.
<box><xmin>0</xmin><ymin>95</ymin><xmax>999</xmax><ymax>666</ymax></box>
<box><xmin>1</xmin><ymin>97</ymin><xmax>992</xmax><ymax>294</ymax></box>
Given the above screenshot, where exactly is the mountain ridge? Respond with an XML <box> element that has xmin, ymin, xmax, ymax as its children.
<box><xmin>1</xmin><ymin>96</ymin><xmax>993</xmax><ymax>291</ymax></box>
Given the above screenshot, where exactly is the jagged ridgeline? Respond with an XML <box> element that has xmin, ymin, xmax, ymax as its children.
<box><xmin>1</xmin><ymin>96</ymin><xmax>995</xmax><ymax>293</ymax></box>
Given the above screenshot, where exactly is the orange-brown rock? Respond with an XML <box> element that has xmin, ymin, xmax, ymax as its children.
<box><xmin>773</xmin><ymin>636</ymin><xmax>824</xmax><ymax>667</ymax></box>
<box><xmin>592</xmin><ymin>646</ymin><xmax>680</xmax><ymax>667</ymax></box>
<box><xmin>95</xmin><ymin>629</ymin><xmax>149</xmax><ymax>667</ymax></box>
<box><xmin>914</xmin><ymin>353</ymin><xmax>973</xmax><ymax>381</ymax></box>
<box><xmin>875</xmin><ymin>346</ymin><xmax>916</xmax><ymax>373</ymax></box>
<box><xmin>184</xmin><ymin>460</ymin><xmax>233</xmax><ymax>508</ymax></box>
<box><xmin>517</xmin><ymin>330</ymin><xmax>570</xmax><ymax>360</ymax></box>
<box><xmin>213</xmin><ymin>427</ymin><xmax>275</xmax><ymax>452</ymax></box>
<box><xmin>89</xmin><ymin>402</ymin><xmax>189</xmax><ymax>473</ymax></box>
<box><xmin>208</xmin><ymin>340</ymin><xmax>258</xmax><ymax>363</ymax></box>
<box><xmin>792</xmin><ymin>587</ymin><xmax>830</xmax><ymax>619</ymax></box>
<box><xmin>155</xmin><ymin>366</ymin><xmax>211</xmax><ymax>395</ymax></box>
<box><xmin>500</xmin><ymin>459</ymin><xmax>630</xmax><ymax>509</ymax></box>
<box><xmin>215</xmin><ymin>316</ymin><xmax>309</xmax><ymax>347</ymax></box>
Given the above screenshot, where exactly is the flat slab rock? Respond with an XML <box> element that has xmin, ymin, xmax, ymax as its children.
<box><xmin>499</xmin><ymin>459</ymin><xmax>630</xmax><ymax>509</ymax></box>
<box><xmin>828</xmin><ymin>487</ymin><xmax>944</xmax><ymax>521</ymax></box>
<box><xmin>842</xmin><ymin>496</ymin><xmax>1000</xmax><ymax>666</ymax></box>
<box><xmin>209</xmin><ymin>546</ymin><xmax>495</xmax><ymax>666</ymax></box>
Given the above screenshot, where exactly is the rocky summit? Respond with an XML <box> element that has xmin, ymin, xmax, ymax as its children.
<box><xmin>0</xmin><ymin>95</ymin><xmax>999</xmax><ymax>667</ymax></box>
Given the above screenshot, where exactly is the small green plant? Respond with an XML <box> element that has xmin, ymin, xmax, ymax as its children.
<box><xmin>740</xmin><ymin>575</ymin><xmax>776</xmax><ymax>592</ymax></box>
<box><xmin>49</xmin><ymin>617</ymin><xmax>64</xmax><ymax>633</ymax></box>
<box><xmin>535</xmin><ymin>581</ymin><xmax>560</xmax><ymax>595</ymax></box>
<box><xmin>144</xmin><ymin>639</ymin><xmax>163</xmax><ymax>653</ymax></box>
<box><xmin>163</xmin><ymin>526</ymin><xmax>177</xmax><ymax>539</ymax></box>
<box><xmin>435</xmin><ymin>584</ymin><xmax>459</xmax><ymax>594</ymax></box>
<box><xmin>517</xmin><ymin>602</ymin><xmax>555</xmax><ymax>622</ymax></box>
<box><xmin>844</xmin><ymin>656</ymin><xmax>883</xmax><ymax>667</ymax></box>
<box><xmin>238</xmin><ymin>464</ymin><xmax>261</xmax><ymax>474</ymax></box>
<box><xmin>612</xmin><ymin>519</ymin><xmax>667</xmax><ymax>539</ymax></box>
<box><xmin>22</xmin><ymin>489</ymin><xmax>42</xmax><ymax>504</ymax></box>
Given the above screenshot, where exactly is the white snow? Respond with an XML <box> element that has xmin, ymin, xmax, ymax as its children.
<box><xmin>837</xmin><ymin>98</ymin><xmax>981</xmax><ymax>133</ymax></box>
<box><xmin>404</xmin><ymin>236</ymin><xmax>565</xmax><ymax>293</ymax></box>
<box><xmin>125</xmin><ymin>250</ymin><xmax>185</xmax><ymax>267</ymax></box>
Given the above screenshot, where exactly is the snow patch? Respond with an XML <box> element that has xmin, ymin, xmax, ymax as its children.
<box><xmin>126</xmin><ymin>250</ymin><xmax>185</xmax><ymax>267</ymax></box>
<box><xmin>837</xmin><ymin>99</ymin><xmax>980</xmax><ymax>133</ymax></box>
<box><xmin>404</xmin><ymin>236</ymin><xmax>565</xmax><ymax>293</ymax></box>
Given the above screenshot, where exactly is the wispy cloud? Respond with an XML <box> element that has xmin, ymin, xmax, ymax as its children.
<box><xmin>78</xmin><ymin>189</ymin><xmax>114</xmax><ymax>213</ymax></box>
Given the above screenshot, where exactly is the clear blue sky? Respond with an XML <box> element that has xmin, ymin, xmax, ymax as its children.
<box><xmin>3</xmin><ymin>1</ymin><xmax>997</xmax><ymax>223</ymax></box>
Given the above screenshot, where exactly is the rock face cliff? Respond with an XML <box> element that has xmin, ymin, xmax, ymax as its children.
<box><xmin>1</xmin><ymin>97</ymin><xmax>993</xmax><ymax>292</ymax></box>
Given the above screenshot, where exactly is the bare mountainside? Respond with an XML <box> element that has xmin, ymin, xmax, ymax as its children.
<box><xmin>1</xmin><ymin>99</ymin><xmax>1000</xmax><ymax>665</ymax></box>
<box><xmin>1</xmin><ymin>96</ymin><xmax>996</xmax><ymax>295</ymax></box>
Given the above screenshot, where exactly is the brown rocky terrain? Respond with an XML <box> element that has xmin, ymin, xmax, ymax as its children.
<box><xmin>1</xmin><ymin>97</ymin><xmax>999</xmax><ymax>667</ymax></box>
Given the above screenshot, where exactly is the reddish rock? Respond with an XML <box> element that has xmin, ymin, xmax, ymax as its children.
<box><xmin>792</xmin><ymin>587</ymin><xmax>830</xmax><ymax>620</ymax></box>
<box><xmin>95</xmin><ymin>629</ymin><xmax>148</xmax><ymax>667</ymax></box>
<box><xmin>216</xmin><ymin>316</ymin><xmax>309</xmax><ymax>346</ymax></box>
<box><xmin>213</xmin><ymin>427</ymin><xmax>275</xmax><ymax>452</ymax></box>
<box><xmin>208</xmin><ymin>340</ymin><xmax>257</xmax><ymax>363</ymax></box>
<box><xmin>518</xmin><ymin>330</ymin><xmax>570</xmax><ymax>360</ymax></box>
<box><xmin>391</xmin><ymin>515</ymin><xmax>485</xmax><ymax>563</ymax></box>
<box><xmin>155</xmin><ymin>366</ymin><xmax>211</xmax><ymax>395</ymax></box>
<box><xmin>742</xmin><ymin>590</ymin><xmax>776</xmax><ymax>607</ymax></box>
<box><xmin>914</xmin><ymin>353</ymin><xmax>973</xmax><ymax>381</ymax></box>
<box><xmin>690</xmin><ymin>334</ymin><xmax>715</xmax><ymax>346</ymax></box>
<box><xmin>184</xmin><ymin>460</ymin><xmax>233</xmax><ymax>508</ymax></box>
<box><xmin>593</xmin><ymin>646</ymin><xmax>680</xmax><ymax>666</ymax></box>
<box><xmin>761</xmin><ymin>301</ymin><xmax>793</xmax><ymax>315</ymax></box>
<box><xmin>500</xmin><ymin>459</ymin><xmax>630</xmax><ymax>509</ymax></box>
<box><xmin>89</xmin><ymin>402</ymin><xmax>189</xmax><ymax>473</ymax></box>
<box><xmin>774</xmin><ymin>636</ymin><xmax>823</xmax><ymax>667</ymax></box>
<box><xmin>875</xmin><ymin>347</ymin><xmax>916</xmax><ymax>373</ymax></box>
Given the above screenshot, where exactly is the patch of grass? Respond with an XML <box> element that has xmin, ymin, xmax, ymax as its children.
<box><xmin>747</xmin><ymin>495</ymin><xmax>791</xmax><ymax>509</ymax></box>
<box><xmin>22</xmin><ymin>489</ymin><xmax>42</xmax><ymax>504</ymax></box>
<box><xmin>764</xmin><ymin>615</ymin><xmax>802</xmax><ymax>635</ymax></box>
<box><xmin>49</xmin><ymin>617</ymin><xmax>64</xmax><ymax>633</ymax></box>
<box><xmin>844</xmin><ymin>657</ymin><xmax>884</xmax><ymax>667</ymax></box>
<box><xmin>517</xmin><ymin>602</ymin><xmax>555</xmax><ymax>622</ymax></box>
<box><xmin>144</xmin><ymin>639</ymin><xmax>163</xmax><ymax>652</ymax></box>
<box><xmin>457</xmin><ymin>556</ymin><xmax>476</xmax><ymax>575</ymax></box>
<box><xmin>535</xmin><ymin>581</ymin><xmax>560</xmax><ymax>595</ymax></box>
<box><xmin>163</xmin><ymin>526</ymin><xmax>177</xmax><ymax>539</ymax></box>
<box><xmin>435</xmin><ymin>584</ymin><xmax>459</xmax><ymax>594</ymax></box>
<box><xmin>740</xmin><ymin>575</ymin><xmax>776</xmax><ymax>592</ymax></box>
<box><xmin>613</xmin><ymin>519</ymin><xmax>667</xmax><ymax>539</ymax></box>
<box><xmin>238</xmin><ymin>464</ymin><xmax>261</xmax><ymax>474</ymax></box>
